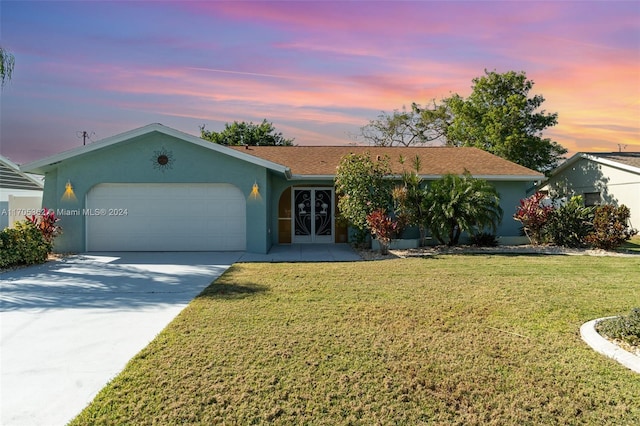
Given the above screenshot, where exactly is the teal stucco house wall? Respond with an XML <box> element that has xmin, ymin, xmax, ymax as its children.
<box><xmin>22</xmin><ymin>124</ymin><xmax>543</xmax><ymax>254</ymax></box>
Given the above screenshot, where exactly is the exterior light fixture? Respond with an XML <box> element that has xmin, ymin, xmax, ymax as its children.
<box><xmin>61</xmin><ymin>180</ymin><xmax>77</xmax><ymax>201</ymax></box>
<box><xmin>250</xmin><ymin>181</ymin><xmax>261</xmax><ymax>200</ymax></box>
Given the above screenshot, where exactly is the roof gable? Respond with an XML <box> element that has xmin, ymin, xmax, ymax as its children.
<box><xmin>20</xmin><ymin>123</ymin><xmax>290</xmax><ymax>176</ymax></box>
<box><xmin>0</xmin><ymin>155</ymin><xmax>44</xmax><ymax>191</ymax></box>
<box><xmin>230</xmin><ymin>146</ymin><xmax>543</xmax><ymax>180</ymax></box>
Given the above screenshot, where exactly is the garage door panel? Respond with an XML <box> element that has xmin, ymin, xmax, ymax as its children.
<box><xmin>87</xmin><ymin>183</ymin><xmax>246</xmax><ymax>251</ymax></box>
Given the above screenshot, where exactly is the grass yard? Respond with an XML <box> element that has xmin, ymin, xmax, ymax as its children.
<box><xmin>71</xmin><ymin>255</ymin><xmax>640</xmax><ymax>425</ymax></box>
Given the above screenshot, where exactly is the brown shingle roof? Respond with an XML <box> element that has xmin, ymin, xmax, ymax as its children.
<box><xmin>229</xmin><ymin>146</ymin><xmax>542</xmax><ymax>178</ymax></box>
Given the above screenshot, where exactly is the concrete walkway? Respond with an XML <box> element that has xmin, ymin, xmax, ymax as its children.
<box><xmin>239</xmin><ymin>243</ymin><xmax>362</xmax><ymax>262</ymax></box>
<box><xmin>0</xmin><ymin>252</ymin><xmax>241</xmax><ymax>426</ymax></box>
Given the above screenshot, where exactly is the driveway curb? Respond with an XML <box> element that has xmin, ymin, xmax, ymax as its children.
<box><xmin>580</xmin><ymin>317</ymin><xmax>640</xmax><ymax>374</ymax></box>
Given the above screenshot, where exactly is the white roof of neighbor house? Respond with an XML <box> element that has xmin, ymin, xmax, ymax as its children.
<box><xmin>19</xmin><ymin>123</ymin><xmax>291</xmax><ymax>177</ymax></box>
<box><xmin>551</xmin><ymin>152</ymin><xmax>640</xmax><ymax>176</ymax></box>
<box><xmin>0</xmin><ymin>155</ymin><xmax>44</xmax><ymax>191</ymax></box>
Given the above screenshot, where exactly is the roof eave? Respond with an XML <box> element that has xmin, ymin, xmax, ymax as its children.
<box><xmin>1</xmin><ymin>155</ymin><xmax>45</xmax><ymax>188</ymax></box>
<box><xmin>287</xmin><ymin>174</ymin><xmax>335</xmax><ymax>181</ymax></box>
<box><xmin>289</xmin><ymin>173</ymin><xmax>542</xmax><ymax>181</ymax></box>
<box><xmin>467</xmin><ymin>174</ymin><xmax>544</xmax><ymax>181</ymax></box>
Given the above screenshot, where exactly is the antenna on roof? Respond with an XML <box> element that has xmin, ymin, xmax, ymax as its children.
<box><xmin>76</xmin><ymin>130</ymin><xmax>96</xmax><ymax>146</ymax></box>
<box><xmin>618</xmin><ymin>144</ymin><xmax>627</xmax><ymax>152</ymax></box>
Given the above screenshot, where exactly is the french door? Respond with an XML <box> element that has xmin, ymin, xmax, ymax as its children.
<box><xmin>292</xmin><ymin>188</ymin><xmax>334</xmax><ymax>243</ymax></box>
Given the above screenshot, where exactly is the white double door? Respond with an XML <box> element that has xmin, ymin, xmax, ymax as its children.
<box><xmin>292</xmin><ymin>188</ymin><xmax>334</xmax><ymax>243</ymax></box>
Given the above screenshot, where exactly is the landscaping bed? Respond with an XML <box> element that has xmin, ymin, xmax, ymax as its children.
<box><xmin>357</xmin><ymin>243</ymin><xmax>640</xmax><ymax>261</ymax></box>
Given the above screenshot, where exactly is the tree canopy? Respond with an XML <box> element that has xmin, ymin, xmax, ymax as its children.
<box><xmin>360</xmin><ymin>70</ymin><xmax>566</xmax><ymax>174</ymax></box>
<box><xmin>360</xmin><ymin>101</ymin><xmax>451</xmax><ymax>147</ymax></box>
<box><xmin>200</xmin><ymin>119</ymin><xmax>294</xmax><ymax>146</ymax></box>
<box><xmin>1</xmin><ymin>46</ymin><xmax>15</xmax><ymax>88</ymax></box>
<box><xmin>334</xmin><ymin>152</ymin><xmax>392</xmax><ymax>239</ymax></box>
<box><xmin>446</xmin><ymin>70</ymin><xmax>566</xmax><ymax>173</ymax></box>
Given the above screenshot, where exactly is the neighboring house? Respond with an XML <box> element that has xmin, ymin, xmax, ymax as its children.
<box><xmin>0</xmin><ymin>155</ymin><xmax>44</xmax><ymax>229</ymax></box>
<box><xmin>542</xmin><ymin>152</ymin><xmax>640</xmax><ymax>230</ymax></box>
<box><xmin>21</xmin><ymin>123</ymin><xmax>542</xmax><ymax>253</ymax></box>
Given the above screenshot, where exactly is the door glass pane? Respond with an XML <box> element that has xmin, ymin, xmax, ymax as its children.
<box><xmin>314</xmin><ymin>190</ymin><xmax>332</xmax><ymax>236</ymax></box>
<box><xmin>294</xmin><ymin>190</ymin><xmax>312</xmax><ymax>237</ymax></box>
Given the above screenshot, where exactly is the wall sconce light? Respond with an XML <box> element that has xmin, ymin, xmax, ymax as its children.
<box><xmin>61</xmin><ymin>180</ymin><xmax>77</xmax><ymax>202</ymax></box>
<box><xmin>250</xmin><ymin>181</ymin><xmax>261</xmax><ymax>200</ymax></box>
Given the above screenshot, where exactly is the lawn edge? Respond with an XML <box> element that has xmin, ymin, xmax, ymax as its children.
<box><xmin>580</xmin><ymin>318</ymin><xmax>640</xmax><ymax>374</ymax></box>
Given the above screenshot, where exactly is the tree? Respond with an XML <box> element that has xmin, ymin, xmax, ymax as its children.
<box><xmin>360</xmin><ymin>101</ymin><xmax>451</xmax><ymax>146</ymax></box>
<box><xmin>412</xmin><ymin>100</ymin><xmax>453</xmax><ymax>144</ymax></box>
<box><xmin>334</xmin><ymin>152</ymin><xmax>392</xmax><ymax>242</ymax></box>
<box><xmin>200</xmin><ymin>119</ymin><xmax>294</xmax><ymax>146</ymax></box>
<box><xmin>1</xmin><ymin>46</ymin><xmax>15</xmax><ymax>88</ymax></box>
<box><xmin>422</xmin><ymin>172</ymin><xmax>503</xmax><ymax>246</ymax></box>
<box><xmin>445</xmin><ymin>70</ymin><xmax>567</xmax><ymax>174</ymax></box>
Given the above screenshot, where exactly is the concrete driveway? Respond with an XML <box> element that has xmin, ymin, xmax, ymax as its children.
<box><xmin>0</xmin><ymin>252</ymin><xmax>240</xmax><ymax>426</ymax></box>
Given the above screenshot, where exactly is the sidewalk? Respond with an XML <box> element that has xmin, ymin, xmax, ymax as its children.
<box><xmin>238</xmin><ymin>243</ymin><xmax>362</xmax><ymax>262</ymax></box>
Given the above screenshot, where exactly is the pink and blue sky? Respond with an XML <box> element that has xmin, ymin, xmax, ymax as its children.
<box><xmin>1</xmin><ymin>1</ymin><xmax>638</xmax><ymax>164</ymax></box>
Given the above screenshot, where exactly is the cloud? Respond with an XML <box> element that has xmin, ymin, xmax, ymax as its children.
<box><xmin>2</xmin><ymin>0</ymin><xmax>638</xmax><ymax>163</ymax></box>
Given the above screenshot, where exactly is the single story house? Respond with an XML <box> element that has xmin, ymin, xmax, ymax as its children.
<box><xmin>1</xmin><ymin>155</ymin><xmax>44</xmax><ymax>229</ymax></box>
<box><xmin>21</xmin><ymin>123</ymin><xmax>543</xmax><ymax>253</ymax></box>
<box><xmin>541</xmin><ymin>152</ymin><xmax>640</xmax><ymax>230</ymax></box>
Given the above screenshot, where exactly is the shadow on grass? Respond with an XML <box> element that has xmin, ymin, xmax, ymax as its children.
<box><xmin>197</xmin><ymin>282</ymin><xmax>269</xmax><ymax>300</ymax></box>
<box><xmin>428</xmin><ymin>252</ymin><xmax>556</xmax><ymax>259</ymax></box>
<box><xmin>619</xmin><ymin>239</ymin><xmax>640</xmax><ymax>253</ymax></box>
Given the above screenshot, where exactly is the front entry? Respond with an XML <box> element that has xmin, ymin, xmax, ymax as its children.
<box><xmin>292</xmin><ymin>188</ymin><xmax>334</xmax><ymax>243</ymax></box>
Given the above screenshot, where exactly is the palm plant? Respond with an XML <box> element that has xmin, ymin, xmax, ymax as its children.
<box><xmin>422</xmin><ymin>172</ymin><xmax>503</xmax><ymax>246</ymax></box>
<box><xmin>393</xmin><ymin>170</ymin><xmax>429</xmax><ymax>244</ymax></box>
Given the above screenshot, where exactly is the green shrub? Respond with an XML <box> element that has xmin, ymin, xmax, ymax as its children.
<box><xmin>366</xmin><ymin>209</ymin><xmax>399</xmax><ymax>254</ymax></box>
<box><xmin>513</xmin><ymin>192</ymin><xmax>553</xmax><ymax>245</ymax></box>
<box><xmin>546</xmin><ymin>196</ymin><xmax>594</xmax><ymax>248</ymax></box>
<box><xmin>25</xmin><ymin>207</ymin><xmax>62</xmax><ymax>243</ymax></box>
<box><xmin>596</xmin><ymin>308</ymin><xmax>640</xmax><ymax>347</ymax></box>
<box><xmin>0</xmin><ymin>220</ymin><xmax>51</xmax><ymax>269</ymax></box>
<box><xmin>469</xmin><ymin>232</ymin><xmax>499</xmax><ymax>247</ymax></box>
<box><xmin>585</xmin><ymin>204</ymin><xmax>637</xmax><ymax>250</ymax></box>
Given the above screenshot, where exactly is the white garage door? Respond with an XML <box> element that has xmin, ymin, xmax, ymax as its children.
<box><xmin>86</xmin><ymin>183</ymin><xmax>246</xmax><ymax>251</ymax></box>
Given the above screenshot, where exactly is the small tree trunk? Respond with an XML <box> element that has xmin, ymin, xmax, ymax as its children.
<box><xmin>418</xmin><ymin>224</ymin><xmax>426</xmax><ymax>247</ymax></box>
<box><xmin>379</xmin><ymin>241</ymin><xmax>390</xmax><ymax>255</ymax></box>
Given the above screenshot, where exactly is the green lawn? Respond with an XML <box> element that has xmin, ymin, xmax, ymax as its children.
<box><xmin>71</xmin><ymin>255</ymin><xmax>640</xmax><ymax>425</ymax></box>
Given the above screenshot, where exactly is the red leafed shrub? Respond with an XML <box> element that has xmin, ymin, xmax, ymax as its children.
<box><xmin>585</xmin><ymin>204</ymin><xmax>637</xmax><ymax>250</ymax></box>
<box><xmin>366</xmin><ymin>209</ymin><xmax>399</xmax><ymax>254</ymax></box>
<box><xmin>513</xmin><ymin>192</ymin><xmax>554</xmax><ymax>245</ymax></box>
<box><xmin>26</xmin><ymin>208</ymin><xmax>62</xmax><ymax>243</ymax></box>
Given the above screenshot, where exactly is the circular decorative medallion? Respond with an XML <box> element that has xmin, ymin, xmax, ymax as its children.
<box><xmin>151</xmin><ymin>148</ymin><xmax>174</xmax><ymax>172</ymax></box>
